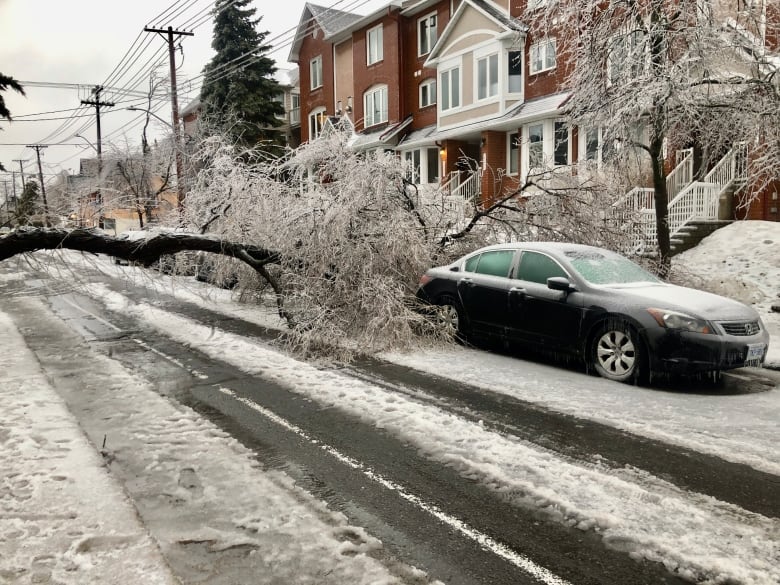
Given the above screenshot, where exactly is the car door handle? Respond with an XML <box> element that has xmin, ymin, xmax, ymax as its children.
<box><xmin>509</xmin><ymin>287</ymin><xmax>526</xmax><ymax>298</ymax></box>
<box><xmin>460</xmin><ymin>278</ymin><xmax>475</xmax><ymax>287</ymax></box>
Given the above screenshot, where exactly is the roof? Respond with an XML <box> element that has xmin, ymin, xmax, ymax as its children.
<box><xmin>398</xmin><ymin>92</ymin><xmax>571</xmax><ymax>148</ymax></box>
<box><xmin>288</xmin><ymin>3</ymin><xmax>363</xmax><ymax>62</ymax></box>
<box><xmin>350</xmin><ymin>115</ymin><xmax>413</xmax><ymax>150</ymax></box>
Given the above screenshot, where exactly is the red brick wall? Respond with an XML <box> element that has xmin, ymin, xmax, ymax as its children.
<box><xmin>299</xmin><ymin>26</ymin><xmax>335</xmax><ymax>143</ymax></box>
<box><xmin>352</xmin><ymin>11</ymin><xmax>402</xmax><ymax>132</ymax></box>
<box><xmin>401</xmin><ymin>1</ymin><xmax>451</xmax><ymax>130</ymax></box>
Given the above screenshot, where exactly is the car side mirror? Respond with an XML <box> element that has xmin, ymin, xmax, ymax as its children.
<box><xmin>449</xmin><ymin>266</ymin><xmax>460</xmax><ymax>272</ymax></box>
<box><xmin>547</xmin><ymin>276</ymin><xmax>576</xmax><ymax>293</ymax></box>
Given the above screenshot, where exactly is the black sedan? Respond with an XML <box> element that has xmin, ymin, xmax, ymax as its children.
<box><xmin>416</xmin><ymin>242</ymin><xmax>770</xmax><ymax>383</ymax></box>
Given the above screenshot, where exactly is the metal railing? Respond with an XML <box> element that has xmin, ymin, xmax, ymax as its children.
<box><xmin>450</xmin><ymin>172</ymin><xmax>480</xmax><ymax>211</ymax></box>
<box><xmin>666</xmin><ymin>147</ymin><xmax>693</xmax><ymax>201</ymax></box>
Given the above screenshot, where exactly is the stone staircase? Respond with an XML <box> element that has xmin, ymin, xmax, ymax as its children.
<box><xmin>669</xmin><ymin>219</ymin><xmax>733</xmax><ymax>256</ymax></box>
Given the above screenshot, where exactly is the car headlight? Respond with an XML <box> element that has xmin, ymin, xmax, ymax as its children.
<box><xmin>647</xmin><ymin>308</ymin><xmax>713</xmax><ymax>334</ymax></box>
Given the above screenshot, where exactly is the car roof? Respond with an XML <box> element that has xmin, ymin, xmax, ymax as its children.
<box><xmin>464</xmin><ymin>242</ymin><xmax>609</xmax><ymax>255</ymax></box>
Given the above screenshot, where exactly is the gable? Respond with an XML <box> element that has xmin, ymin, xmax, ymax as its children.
<box><xmin>427</xmin><ymin>1</ymin><xmax>511</xmax><ymax>64</ymax></box>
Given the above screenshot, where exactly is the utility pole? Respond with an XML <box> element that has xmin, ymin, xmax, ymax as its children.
<box><xmin>144</xmin><ymin>25</ymin><xmax>193</xmax><ymax>211</ymax></box>
<box><xmin>11</xmin><ymin>171</ymin><xmax>17</xmax><ymax>200</ymax></box>
<box><xmin>81</xmin><ymin>86</ymin><xmax>114</xmax><ymax>228</ymax></box>
<box><xmin>12</xmin><ymin>159</ymin><xmax>26</xmax><ymax>188</ymax></box>
<box><xmin>1</xmin><ymin>181</ymin><xmax>9</xmax><ymax>224</ymax></box>
<box><xmin>26</xmin><ymin>145</ymin><xmax>51</xmax><ymax>227</ymax></box>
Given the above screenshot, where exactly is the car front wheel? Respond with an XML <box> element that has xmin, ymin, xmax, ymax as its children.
<box><xmin>591</xmin><ymin>323</ymin><xmax>645</xmax><ymax>383</ymax></box>
<box><xmin>435</xmin><ymin>295</ymin><xmax>466</xmax><ymax>342</ymax></box>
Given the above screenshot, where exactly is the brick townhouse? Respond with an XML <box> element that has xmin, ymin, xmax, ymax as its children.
<box><xmin>290</xmin><ymin>0</ymin><xmax>780</xmax><ymax>223</ymax></box>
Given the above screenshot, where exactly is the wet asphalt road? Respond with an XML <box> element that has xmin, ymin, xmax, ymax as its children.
<box><xmin>1</xmin><ymin>260</ymin><xmax>776</xmax><ymax>585</ymax></box>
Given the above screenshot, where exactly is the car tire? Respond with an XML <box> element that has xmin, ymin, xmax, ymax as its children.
<box><xmin>435</xmin><ymin>295</ymin><xmax>467</xmax><ymax>342</ymax></box>
<box><xmin>591</xmin><ymin>322</ymin><xmax>646</xmax><ymax>384</ymax></box>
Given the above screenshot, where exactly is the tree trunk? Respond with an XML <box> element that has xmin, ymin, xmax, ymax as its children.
<box><xmin>650</xmin><ymin>138</ymin><xmax>671</xmax><ymax>276</ymax></box>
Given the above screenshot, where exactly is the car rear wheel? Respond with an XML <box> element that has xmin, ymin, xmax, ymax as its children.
<box><xmin>591</xmin><ymin>323</ymin><xmax>645</xmax><ymax>383</ymax></box>
<box><xmin>435</xmin><ymin>295</ymin><xmax>466</xmax><ymax>342</ymax></box>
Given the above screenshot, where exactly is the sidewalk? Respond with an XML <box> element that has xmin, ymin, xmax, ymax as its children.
<box><xmin>0</xmin><ymin>309</ymin><xmax>178</xmax><ymax>585</ymax></box>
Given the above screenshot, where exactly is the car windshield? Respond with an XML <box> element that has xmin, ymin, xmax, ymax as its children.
<box><xmin>565</xmin><ymin>249</ymin><xmax>660</xmax><ymax>285</ymax></box>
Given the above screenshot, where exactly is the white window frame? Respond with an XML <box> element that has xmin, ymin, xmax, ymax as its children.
<box><xmin>507</xmin><ymin>132</ymin><xmax>520</xmax><ymax>175</ymax></box>
<box><xmin>419</xmin><ymin>78</ymin><xmax>436</xmax><ymax>108</ymax></box>
<box><xmin>553</xmin><ymin>120</ymin><xmax>570</xmax><ymax>167</ymax></box>
<box><xmin>439</xmin><ymin>66</ymin><xmax>461</xmax><ymax>111</ymax></box>
<box><xmin>607</xmin><ymin>29</ymin><xmax>646</xmax><ymax>87</ymax></box>
<box><xmin>529</xmin><ymin>38</ymin><xmax>556</xmax><ymax>75</ymax></box>
<box><xmin>403</xmin><ymin>147</ymin><xmax>441</xmax><ymax>184</ymax></box>
<box><xmin>367</xmin><ymin>24</ymin><xmax>383</xmax><ymax>65</ymax></box>
<box><xmin>527</xmin><ymin>123</ymin><xmax>545</xmax><ymax>171</ymax></box>
<box><xmin>310</xmin><ymin>55</ymin><xmax>323</xmax><ymax>90</ymax></box>
<box><xmin>507</xmin><ymin>49</ymin><xmax>523</xmax><ymax>94</ymax></box>
<box><xmin>579</xmin><ymin>126</ymin><xmax>603</xmax><ymax>166</ymax></box>
<box><xmin>418</xmin><ymin>12</ymin><xmax>438</xmax><ymax>57</ymax></box>
<box><xmin>308</xmin><ymin>106</ymin><xmax>326</xmax><ymax>140</ymax></box>
<box><xmin>476</xmin><ymin>53</ymin><xmax>499</xmax><ymax>101</ymax></box>
<box><xmin>364</xmin><ymin>85</ymin><xmax>388</xmax><ymax>128</ymax></box>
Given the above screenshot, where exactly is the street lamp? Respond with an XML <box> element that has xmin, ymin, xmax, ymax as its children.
<box><xmin>126</xmin><ymin>106</ymin><xmax>185</xmax><ymax>210</ymax></box>
<box><xmin>74</xmin><ymin>133</ymin><xmax>97</xmax><ymax>151</ymax></box>
<box><xmin>126</xmin><ymin>106</ymin><xmax>173</xmax><ymax>129</ymax></box>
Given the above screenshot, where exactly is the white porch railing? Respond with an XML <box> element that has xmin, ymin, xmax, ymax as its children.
<box><xmin>614</xmin><ymin>145</ymin><xmax>746</xmax><ymax>254</ymax></box>
<box><xmin>666</xmin><ymin>147</ymin><xmax>694</xmax><ymax>201</ymax></box>
<box><xmin>451</xmin><ymin>172</ymin><xmax>480</xmax><ymax>211</ymax></box>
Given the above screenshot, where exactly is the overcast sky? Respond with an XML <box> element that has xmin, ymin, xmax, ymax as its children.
<box><xmin>0</xmin><ymin>0</ymin><xmax>386</xmax><ymax>184</ymax></box>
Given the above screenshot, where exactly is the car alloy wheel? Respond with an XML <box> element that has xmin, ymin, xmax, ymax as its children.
<box><xmin>593</xmin><ymin>327</ymin><xmax>639</xmax><ymax>382</ymax></box>
<box><xmin>435</xmin><ymin>295</ymin><xmax>465</xmax><ymax>341</ymax></box>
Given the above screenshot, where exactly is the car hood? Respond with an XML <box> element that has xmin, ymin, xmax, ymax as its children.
<box><xmin>600</xmin><ymin>283</ymin><xmax>758</xmax><ymax>321</ymax></box>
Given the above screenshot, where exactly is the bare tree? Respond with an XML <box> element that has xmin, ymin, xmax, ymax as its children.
<box><xmin>527</xmin><ymin>0</ymin><xmax>779</xmax><ymax>272</ymax></box>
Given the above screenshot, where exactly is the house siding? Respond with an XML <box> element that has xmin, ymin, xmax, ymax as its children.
<box><xmin>299</xmin><ymin>25</ymin><xmax>335</xmax><ymax>143</ymax></box>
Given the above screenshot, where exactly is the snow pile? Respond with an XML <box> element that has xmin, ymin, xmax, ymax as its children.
<box><xmin>672</xmin><ymin>220</ymin><xmax>780</xmax><ymax>366</ymax></box>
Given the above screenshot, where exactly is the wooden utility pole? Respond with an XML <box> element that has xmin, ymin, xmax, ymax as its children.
<box><xmin>26</xmin><ymin>145</ymin><xmax>51</xmax><ymax>227</ymax></box>
<box><xmin>144</xmin><ymin>26</ymin><xmax>193</xmax><ymax>210</ymax></box>
<box><xmin>11</xmin><ymin>171</ymin><xmax>17</xmax><ymax>200</ymax></box>
<box><xmin>81</xmin><ymin>86</ymin><xmax>114</xmax><ymax>227</ymax></box>
<box><xmin>12</xmin><ymin>159</ymin><xmax>25</xmax><ymax>188</ymax></box>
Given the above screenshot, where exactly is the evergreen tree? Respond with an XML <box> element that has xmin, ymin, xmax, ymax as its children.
<box><xmin>15</xmin><ymin>180</ymin><xmax>40</xmax><ymax>226</ymax></box>
<box><xmin>200</xmin><ymin>0</ymin><xmax>284</xmax><ymax>147</ymax></box>
<box><xmin>1</xmin><ymin>73</ymin><xmax>25</xmax><ymax>172</ymax></box>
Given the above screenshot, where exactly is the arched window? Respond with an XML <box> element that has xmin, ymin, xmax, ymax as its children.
<box><xmin>363</xmin><ymin>85</ymin><xmax>388</xmax><ymax>128</ymax></box>
<box><xmin>308</xmin><ymin>106</ymin><xmax>326</xmax><ymax>140</ymax></box>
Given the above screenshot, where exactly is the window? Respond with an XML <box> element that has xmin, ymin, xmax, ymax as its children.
<box><xmin>517</xmin><ymin>251</ymin><xmax>567</xmax><ymax>285</ymax></box>
<box><xmin>364</xmin><ymin>85</ymin><xmax>388</xmax><ymax>127</ymax></box>
<box><xmin>464</xmin><ymin>254</ymin><xmax>480</xmax><ymax>272</ymax></box>
<box><xmin>420</xmin><ymin>78</ymin><xmax>436</xmax><ymax>108</ymax></box>
<box><xmin>440</xmin><ymin>67</ymin><xmax>460</xmax><ymax>111</ymax></box>
<box><xmin>554</xmin><ymin>121</ymin><xmax>569</xmax><ymax>166</ymax></box>
<box><xmin>507</xmin><ymin>50</ymin><xmax>522</xmax><ymax>93</ymax></box>
<box><xmin>310</xmin><ymin>56</ymin><xmax>322</xmax><ymax>89</ymax></box>
<box><xmin>508</xmin><ymin>132</ymin><xmax>520</xmax><ymax>175</ymax></box>
<box><xmin>308</xmin><ymin>107</ymin><xmax>326</xmax><ymax>140</ymax></box>
<box><xmin>418</xmin><ymin>12</ymin><xmax>438</xmax><ymax>56</ymax></box>
<box><xmin>609</xmin><ymin>30</ymin><xmax>645</xmax><ymax>85</ymax></box>
<box><xmin>367</xmin><ymin>25</ymin><xmax>383</xmax><ymax>65</ymax></box>
<box><xmin>403</xmin><ymin>148</ymin><xmax>440</xmax><ymax>184</ymax></box>
<box><xmin>477</xmin><ymin>53</ymin><xmax>499</xmax><ymax>100</ymax></box>
<box><xmin>475</xmin><ymin>251</ymin><xmax>514</xmax><ymax>277</ymax></box>
<box><xmin>528</xmin><ymin>123</ymin><xmax>544</xmax><ymax>169</ymax></box>
<box><xmin>585</xmin><ymin>127</ymin><xmax>600</xmax><ymax>162</ymax></box>
<box><xmin>530</xmin><ymin>39</ymin><xmax>556</xmax><ymax>74</ymax></box>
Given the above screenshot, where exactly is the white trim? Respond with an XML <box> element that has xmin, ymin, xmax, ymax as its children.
<box><xmin>367</xmin><ymin>24</ymin><xmax>384</xmax><ymax>65</ymax></box>
<box><xmin>438</xmin><ymin>62</ymin><xmax>462</xmax><ymax>113</ymax></box>
<box><xmin>507</xmin><ymin>131</ymin><xmax>520</xmax><ymax>176</ymax></box>
<box><xmin>308</xmin><ymin>106</ymin><xmax>326</xmax><ymax>140</ymax></box>
<box><xmin>363</xmin><ymin>84</ymin><xmax>388</xmax><ymax>128</ymax></box>
<box><xmin>418</xmin><ymin>11</ymin><xmax>438</xmax><ymax>57</ymax></box>
<box><xmin>310</xmin><ymin>55</ymin><xmax>323</xmax><ymax>90</ymax></box>
<box><xmin>419</xmin><ymin>77</ymin><xmax>437</xmax><ymax>108</ymax></box>
<box><xmin>475</xmin><ymin>51</ymin><xmax>500</xmax><ymax>102</ymax></box>
<box><xmin>529</xmin><ymin>38</ymin><xmax>556</xmax><ymax>75</ymax></box>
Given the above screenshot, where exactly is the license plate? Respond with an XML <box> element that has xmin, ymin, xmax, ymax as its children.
<box><xmin>745</xmin><ymin>343</ymin><xmax>766</xmax><ymax>366</ymax></box>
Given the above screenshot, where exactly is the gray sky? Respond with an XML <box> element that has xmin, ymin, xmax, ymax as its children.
<box><xmin>0</xmin><ymin>0</ymin><xmax>386</xmax><ymax>182</ymax></box>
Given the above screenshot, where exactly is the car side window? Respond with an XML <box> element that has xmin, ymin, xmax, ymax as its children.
<box><xmin>464</xmin><ymin>254</ymin><xmax>480</xmax><ymax>272</ymax></box>
<box><xmin>474</xmin><ymin>250</ymin><xmax>514</xmax><ymax>277</ymax></box>
<box><xmin>517</xmin><ymin>251</ymin><xmax>567</xmax><ymax>284</ymax></box>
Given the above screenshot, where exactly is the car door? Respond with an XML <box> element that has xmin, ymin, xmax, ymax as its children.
<box><xmin>457</xmin><ymin>249</ymin><xmax>516</xmax><ymax>337</ymax></box>
<box><xmin>508</xmin><ymin>250</ymin><xmax>584</xmax><ymax>351</ymax></box>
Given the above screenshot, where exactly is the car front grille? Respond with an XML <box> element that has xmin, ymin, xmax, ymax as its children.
<box><xmin>719</xmin><ymin>320</ymin><xmax>761</xmax><ymax>336</ymax></box>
